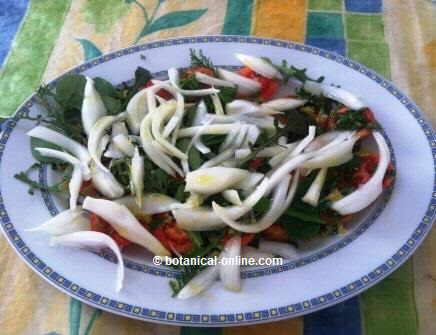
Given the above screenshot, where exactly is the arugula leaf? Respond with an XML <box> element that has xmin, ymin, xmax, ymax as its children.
<box><xmin>252</xmin><ymin>197</ymin><xmax>271</xmax><ymax>217</ymax></box>
<box><xmin>281</xmin><ymin>219</ymin><xmax>321</xmax><ymax>240</ymax></box>
<box><xmin>30</xmin><ymin>137</ymin><xmax>63</xmax><ymax>164</ymax></box>
<box><xmin>284</xmin><ymin>208</ymin><xmax>325</xmax><ymax>224</ymax></box>
<box><xmin>335</xmin><ymin>109</ymin><xmax>380</xmax><ymax>130</ymax></box>
<box><xmin>176</xmin><ymin>138</ymin><xmax>204</xmax><ymax>170</ymax></box>
<box><xmin>14</xmin><ymin>163</ymin><xmax>71</xmax><ymax>195</ymax></box>
<box><xmin>101</xmin><ymin>95</ymin><xmax>123</xmax><ymax>115</ymax></box>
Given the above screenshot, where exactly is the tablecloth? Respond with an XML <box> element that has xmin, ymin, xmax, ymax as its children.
<box><xmin>0</xmin><ymin>0</ymin><xmax>435</xmax><ymax>334</ymax></box>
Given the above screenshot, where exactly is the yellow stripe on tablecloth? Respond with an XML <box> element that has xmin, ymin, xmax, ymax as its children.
<box><xmin>43</xmin><ymin>0</ymin><xmax>224</xmax><ymax>82</ymax></box>
<box><xmin>223</xmin><ymin>318</ymin><xmax>303</xmax><ymax>335</ymax></box>
<box><xmin>252</xmin><ymin>0</ymin><xmax>307</xmax><ymax>42</ymax></box>
<box><xmin>91</xmin><ymin>310</ymin><xmax>179</xmax><ymax>335</ymax></box>
<box><xmin>0</xmin><ymin>237</ymin><xmax>69</xmax><ymax>335</ymax></box>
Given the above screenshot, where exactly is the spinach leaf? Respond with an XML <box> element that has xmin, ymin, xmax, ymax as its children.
<box><xmin>281</xmin><ymin>219</ymin><xmax>321</xmax><ymax>240</ymax></box>
<box><xmin>55</xmin><ymin>74</ymin><xmax>86</xmax><ymax>110</ymax></box>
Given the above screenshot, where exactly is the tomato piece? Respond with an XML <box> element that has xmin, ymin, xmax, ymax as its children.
<box><xmin>145</xmin><ymin>80</ymin><xmax>173</xmax><ymax>100</ymax></box>
<box><xmin>241</xmin><ymin>233</ymin><xmax>255</xmax><ymax>246</ymax></box>
<box><xmin>90</xmin><ymin>214</ymin><xmax>132</xmax><ymax>250</ymax></box>
<box><xmin>221</xmin><ymin>233</ymin><xmax>255</xmax><ymax>246</ymax></box>
<box><xmin>185</xmin><ymin>66</ymin><xmax>215</xmax><ymax>77</ymax></box>
<box><xmin>248</xmin><ymin>158</ymin><xmax>265</xmax><ymax>170</ymax></box>
<box><xmin>238</xmin><ymin>66</ymin><xmax>255</xmax><ymax>77</ymax></box>
<box><xmin>260</xmin><ymin>79</ymin><xmax>279</xmax><ymax>102</ymax></box>
<box><xmin>383</xmin><ymin>175</ymin><xmax>395</xmax><ymax>189</ymax></box>
<box><xmin>357</xmin><ymin>128</ymin><xmax>372</xmax><ymax>138</ymax></box>
<box><xmin>337</xmin><ymin>106</ymin><xmax>349</xmax><ymax>114</ymax></box>
<box><xmin>238</xmin><ymin>66</ymin><xmax>279</xmax><ymax>101</ymax></box>
<box><xmin>153</xmin><ymin>221</ymin><xmax>193</xmax><ymax>255</ymax></box>
<box><xmin>262</xmin><ymin>224</ymin><xmax>289</xmax><ymax>242</ymax></box>
<box><xmin>363</xmin><ymin>108</ymin><xmax>376</xmax><ymax>123</ymax></box>
<box><xmin>79</xmin><ymin>180</ymin><xmax>99</xmax><ymax>197</ymax></box>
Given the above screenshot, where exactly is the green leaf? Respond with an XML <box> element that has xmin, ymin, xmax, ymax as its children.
<box><xmin>30</xmin><ymin>137</ymin><xmax>63</xmax><ymax>163</ymax></box>
<box><xmin>76</xmin><ymin>38</ymin><xmax>103</xmax><ymax>61</ymax></box>
<box><xmin>282</xmin><ymin>219</ymin><xmax>321</xmax><ymax>240</ymax></box>
<box><xmin>101</xmin><ymin>96</ymin><xmax>122</xmax><ymax>115</ymax></box>
<box><xmin>55</xmin><ymin>74</ymin><xmax>86</xmax><ymax>110</ymax></box>
<box><xmin>253</xmin><ymin>197</ymin><xmax>271</xmax><ymax>216</ymax></box>
<box><xmin>284</xmin><ymin>208</ymin><xmax>325</xmax><ymax>224</ymax></box>
<box><xmin>94</xmin><ymin>77</ymin><xmax>118</xmax><ymax>97</ymax></box>
<box><xmin>139</xmin><ymin>9</ymin><xmax>207</xmax><ymax>38</ymax></box>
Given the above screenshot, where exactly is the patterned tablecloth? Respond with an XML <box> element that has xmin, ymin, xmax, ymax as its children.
<box><xmin>0</xmin><ymin>0</ymin><xmax>435</xmax><ymax>334</ymax></box>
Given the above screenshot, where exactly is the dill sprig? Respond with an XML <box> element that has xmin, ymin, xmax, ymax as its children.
<box><xmin>189</xmin><ymin>49</ymin><xmax>217</xmax><ymax>75</ymax></box>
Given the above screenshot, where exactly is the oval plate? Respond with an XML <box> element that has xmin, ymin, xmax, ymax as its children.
<box><xmin>1</xmin><ymin>36</ymin><xmax>435</xmax><ymax>327</ymax></box>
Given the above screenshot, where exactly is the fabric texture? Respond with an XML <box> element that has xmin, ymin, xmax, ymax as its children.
<box><xmin>0</xmin><ymin>0</ymin><xmax>435</xmax><ymax>334</ymax></box>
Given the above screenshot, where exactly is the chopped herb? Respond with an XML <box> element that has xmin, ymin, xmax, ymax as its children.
<box><xmin>189</xmin><ymin>49</ymin><xmax>217</xmax><ymax>75</ymax></box>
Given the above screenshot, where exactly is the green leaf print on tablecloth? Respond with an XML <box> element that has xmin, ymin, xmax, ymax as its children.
<box><xmin>76</xmin><ymin>39</ymin><xmax>103</xmax><ymax>61</ymax></box>
<box><xmin>83</xmin><ymin>0</ymin><xmax>130</xmax><ymax>33</ymax></box>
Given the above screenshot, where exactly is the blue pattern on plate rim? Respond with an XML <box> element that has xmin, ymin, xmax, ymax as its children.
<box><xmin>0</xmin><ymin>35</ymin><xmax>435</xmax><ymax>325</ymax></box>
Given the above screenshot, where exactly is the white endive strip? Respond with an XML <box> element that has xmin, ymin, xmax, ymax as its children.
<box><xmin>218</xmin><ymin>68</ymin><xmax>261</xmax><ymax>96</ymax></box>
<box><xmin>301</xmin><ymin>133</ymin><xmax>359</xmax><ymax>169</ymax></box>
<box><xmin>168</xmin><ymin>68</ymin><xmax>219</xmax><ymax>96</ymax></box>
<box><xmin>235</xmin><ymin>148</ymin><xmax>251</xmax><ymax>160</ymax></box>
<box><xmin>219</xmin><ymin>123</ymin><xmax>241</xmax><ymax>152</ymax></box>
<box><xmin>176</xmin><ymin>265</ymin><xmax>219</xmax><ymax>299</ymax></box>
<box><xmin>256</xmin><ymin>145</ymin><xmax>289</xmax><ymax>157</ymax></box>
<box><xmin>35</xmin><ymin>148</ymin><xmax>83</xmax><ymax>209</ymax></box>
<box><xmin>98</xmin><ymin>135</ymin><xmax>111</xmax><ymax>158</ymax></box>
<box><xmin>261</xmin><ymin>98</ymin><xmax>306</xmax><ymax>111</ymax></box>
<box><xmin>178</xmin><ymin>124</ymin><xmax>237</xmax><ymax>138</ymax></box>
<box><xmin>151</xmin><ymin>102</ymin><xmax>187</xmax><ymax>160</ymax></box>
<box><xmin>88</xmin><ymin>114</ymin><xmax>125</xmax><ymax>172</ymax></box>
<box><xmin>302</xmin><ymin>168</ymin><xmax>328</xmax><ymax>206</ymax></box>
<box><xmin>116</xmin><ymin>194</ymin><xmax>181</xmax><ymax>216</ymax></box>
<box><xmin>242</xmin><ymin>246</ymin><xmax>276</xmax><ymax>265</ymax></box>
<box><xmin>304</xmin><ymin>131</ymin><xmax>347</xmax><ymax>153</ymax></box>
<box><xmin>258</xmin><ymin>240</ymin><xmax>299</xmax><ymax>259</ymax></box>
<box><xmin>174</xmin><ymin>206</ymin><xmax>247</xmax><ymax>231</ymax></box>
<box><xmin>303</xmin><ymin>81</ymin><xmax>366</xmax><ymax>110</ymax></box>
<box><xmin>211</xmin><ymin>93</ymin><xmax>224</xmax><ymax>115</ymax></box>
<box><xmin>199</xmin><ymin>149</ymin><xmax>235</xmax><ymax>169</ymax></box>
<box><xmin>185</xmin><ymin>167</ymin><xmax>249</xmax><ymax>195</ymax></box>
<box><xmin>222</xmin><ymin>189</ymin><xmax>242</xmax><ymax>205</ymax></box>
<box><xmin>113</xmin><ymin>134</ymin><xmax>135</xmax><ymax>157</ymax></box>
<box><xmin>131</xmin><ymin>147</ymin><xmax>144</xmax><ymax>208</ymax></box>
<box><xmin>104</xmin><ymin>122</ymin><xmax>128</xmax><ymax>159</ymax></box>
<box><xmin>140</xmin><ymin>113</ymin><xmax>181</xmax><ymax>176</ymax></box>
<box><xmin>330</xmin><ymin>132</ymin><xmax>390</xmax><ymax>215</ymax></box>
<box><xmin>235</xmin><ymin>53</ymin><xmax>282</xmax><ymax>79</ymax></box>
<box><xmin>27</xmin><ymin>126</ymin><xmax>91</xmax><ymax>179</ymax></box>
<box><xmin>322</xmin><ymin>85</ymin><xmax>366</xmax><ymax>110</ymax></box>
<box><xmin>51</xmin><ymin>231</ymin><xmax>124</xmax><ymax>292</ymax></box>
<box><xmin>190</xmin><ymin>100</ymin><xmax>212</xmax><ymax>154</ymax></box>
<box><xmin>90</xmin><ymin>163</ymin><xmax>125</xmax><ymax>199</ymax></box>
<box><xmin>126</xmin><ymin>89</ymin><xmax>148</xmax><ymax>135</ymax></box>
<box><xmin>220</xmin><ymin>235</ymin><xmax>242</xmax><ymax>292</ymax></box>
<box><xmin>81</xmin><ymin>77</ymin><xmax>107</xmax><ymax>135</ymax></box>
<box><xmin>213</xmin><ymin>173</ymin><xmax>298</xmax><ymax>234</ymax></box>
<box><xmin>27</xmin><ymin>207</ymin><xmax>90</xmax><ymax>235</ymax></box>
<box><xmin>195</xmin><ymin>72</ymin><xmax>235</xmax><ymax>88</ymax></box>
<box><xmin>83</xmin><ymin>197</ymin><xmax>171</xmax><ymax>256</ymax></box>
<box><xmin>269</xmin><ymin>125</ymin><xmax>315</xmax><ymax>167</ymax></box>
<box><xmin>226</xmin><ymin>100</ymin><xmax>260</xmax><ymax>115</ymax></box>
<box><xmin>303</xmin><ymin>81</ymin><xmax>324</xmax><ymax>95</ymax></box>
<box><xmin>234</xmin><ymin>172</ymin><xmax>264</xmax><ymax>191</ymax></box>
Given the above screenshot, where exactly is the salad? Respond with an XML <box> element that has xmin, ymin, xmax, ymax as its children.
<box><xmin>19</xmin><ymin>50</ymin><xmax>394</xmax><ymax>298</ymax></box>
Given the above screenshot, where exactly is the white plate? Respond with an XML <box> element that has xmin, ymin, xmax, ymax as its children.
<box><xmin>1</xmin><ymin>36</ymin><xmax>435</xmax><ymax>326</ymax></box>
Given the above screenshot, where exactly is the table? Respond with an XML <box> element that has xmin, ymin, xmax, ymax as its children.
<box><xmin>0</xmin><ymin>0</ymin><xmax>435</xmax><ymax>334</ymax></box>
